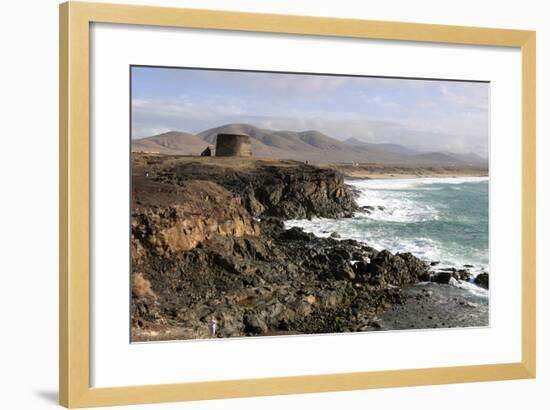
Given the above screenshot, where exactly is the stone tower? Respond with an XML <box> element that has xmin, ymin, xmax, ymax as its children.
<box><xmin>215</xmin><ymin>133</ymin><xmax>252</xmax><ymax>157</ymax></box>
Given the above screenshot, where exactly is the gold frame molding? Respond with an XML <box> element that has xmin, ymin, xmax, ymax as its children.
<box><xmin>59</xmin><ymin>1</ymin><xmax>536</xmax><ymax>408</ymax></box>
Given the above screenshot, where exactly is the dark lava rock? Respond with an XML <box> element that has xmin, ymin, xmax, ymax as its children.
<box><xmin>353</xmin><ymin>259</ymin><xmax>370</xmax><ymax>277</ymax></box>
<box><xmin>160</xmin><ymin>160</ymin><xmax>358</xmax><ymax>219</ymax></box>
<box><xmin>397</xmin><ymin>252</ymin><xmax>431</xmax><ymax>281</ymax></box>
<box><xmin>364</xmin><ymin>250</ymin><xmax>429</xmax><ymax>286</ymax></box>
<box><xmin>243</xmin><ymin>313</ymin><xmax>268</xmax><ymax>335</ymax></box>
<box><xmin>455</xmin><ymin>269</ymin><xmax>472</xmax><ymax>282</ymax></box>
<box><xmin>279</xmin><ymin>227</ymin><xmax>313</xmax><ymax>241</ymax></box>
<box><xmin>430</xmin><ymin>268</ymin><xmax>472</xmax><ymax>284</ymax></box>
<box><xmin>474</xmin><ymin>272</ymin><xmax>489</xmax><ymax>289</ymax></box>
<box><xmin>430</xmin><ymin>271</ymin><xmax>453</xmax><ymax>284</ymax></box>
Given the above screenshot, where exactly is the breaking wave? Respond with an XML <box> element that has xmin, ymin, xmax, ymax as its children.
<box><xmin>286</xmin><ymin>176</ymin><xmax>489</xmax><ymax>296</ymax></box>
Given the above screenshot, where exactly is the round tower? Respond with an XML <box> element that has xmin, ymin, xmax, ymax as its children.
<box><xmin>215</xmin><ymin>133</ymin><xmax>252</xmax><ymax>157</ymax></box>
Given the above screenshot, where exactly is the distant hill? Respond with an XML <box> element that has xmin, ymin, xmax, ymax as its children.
<box><xmin>197</xmin><ymin>123</ymin><xmax>396</xmax><ymax>162</ymax></box>
<box><xmin>408</xmin><ymin>152</ymin><xmax>462</xmax><ymax>163</ymax></box>
<box><xmin>343</xmin><ymin>137</ymin><xmax>419</xmax><ymax>156</ymax></box>
<box><xmin>296</xmin><ymin>130</ymin><xmax>346</xmax><ymax>150</ymax></box>
<box><xmin>406</xmin><ymin>151</ymin><xmax>487</xmax><ymax>166</ymax></box>
<box><xmin>198</xmin><ymin>123</ymin><xmax>347</xmax><ymax>152</ymax></box>
<box><xmin>445</xmin><ymin>151</ymin><xmax>488</xmax><ymax>166</ymax></box>
<box><xmin>132</xmin><ymin>124</ymin><xmax>488</xmax><ymax>168</ymax></box>
<box><xmin>197</xmin><ymin>124</ymin><xmax>294</xmax><ymax>157</ymax></box>
<box><xmin>132</xmin><ymin>131</ymin><xmax>211</xmax><ymax>155</ymax></box>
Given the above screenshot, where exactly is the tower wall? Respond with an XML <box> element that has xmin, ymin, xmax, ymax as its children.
<box><xmin>215</xmin><ymin>133</ymin><xmax>252</xmax><ymax>157</ymax></box>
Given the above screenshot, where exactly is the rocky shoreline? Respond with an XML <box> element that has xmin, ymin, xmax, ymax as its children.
<box><xmin>378</xmin><ymin>282</ymin><xmax>488</xmax><ymax>331</ymax></box>
<box><xmin>131</xmin><ymin>154</ymin><xmax>488</xmax><ymax>341</ymax></box>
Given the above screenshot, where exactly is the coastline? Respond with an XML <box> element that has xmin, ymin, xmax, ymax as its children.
<box><xmin>287</xmin><ymin>174</ymin><xmax>489</xmax><ymax>293</ymax></box>
<box><xmin>131</xmin><ymin>153</ymin><xmax>489</xmax><ymax>341</ymax></box>
<box><xmin>286</xmin><ymin>172</ymin><xmax>491</xmax><ymax>331</ymax></box>
<box><xmin>378</xmin><ymin>282</ymin><xmax>489</xmax><ymax>330</ymax></box>
<box><xmin>321</xmin><ymin>163</ymin><xmax>488</xmax><ymax>180</ymax></box>
<box><xmin>345</xmin><ymin>172</ymin><xmax>488</xmax><ymax>180</ymax></box>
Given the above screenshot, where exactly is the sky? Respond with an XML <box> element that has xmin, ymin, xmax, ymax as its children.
<box><xmin>131</xmin><ymin>66</ymin><xmax>489</xmax><ymax>156</ymax></box>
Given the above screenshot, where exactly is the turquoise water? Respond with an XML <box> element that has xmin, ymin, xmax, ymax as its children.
<box><xmin>287</xmin><ymin>177</ymin><xmax>489</xmax><ymax>274</ymax></box>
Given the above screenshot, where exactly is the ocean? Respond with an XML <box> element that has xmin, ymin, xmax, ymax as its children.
<box><xmin>286</xmin><ymin>176</ymin><xmax>489</xmax><ymax>294</ymax></box>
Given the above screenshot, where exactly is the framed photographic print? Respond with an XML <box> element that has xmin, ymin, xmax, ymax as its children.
<box><xmin>59</xmin><ymin>1</ymin><xmax>536</xmax><ymax>408</ymax></box>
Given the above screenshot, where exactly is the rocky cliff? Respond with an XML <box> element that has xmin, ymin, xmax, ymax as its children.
<box><xmin>130</xmin><ymin>154</ymin><xmax>432</xmax><ymax>341</ymax></box>
<box><xmin>154</xmin><ymin>158</ymin><xmax>358</xmax><ymax>219</ymax></box>
<box><xmin>132</xmin><ymin>178</ymin><xmax>259</xmax><ymax>260</ymax></box>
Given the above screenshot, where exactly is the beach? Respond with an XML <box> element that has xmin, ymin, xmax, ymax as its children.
<box><xmin>322</xmin><ymin>163</ymin><xmax>488</xmax><ymax>179</ymax></box>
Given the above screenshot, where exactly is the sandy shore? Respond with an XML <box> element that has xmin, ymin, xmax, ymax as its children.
<box><xmin>321</xmin><ymin>163</ymin><xmax>488</xmax><ymax>179</ymax></box>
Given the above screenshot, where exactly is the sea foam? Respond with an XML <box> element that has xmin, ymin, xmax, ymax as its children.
<box><xmin>286</xmin><ymin>176</ymin><xmax>489</xmax><ymax>296</ymax></box>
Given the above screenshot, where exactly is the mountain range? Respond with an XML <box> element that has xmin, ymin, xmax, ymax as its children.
<box><xmin>132</xmin><ymin>123</ymin><xmax>488</xmax><ymax>167</ymax></box>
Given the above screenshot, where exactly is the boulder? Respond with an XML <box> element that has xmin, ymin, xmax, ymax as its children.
<box><xmin>243</xmin><ymin>312</ymin><xmax>268</xmax><ymax>334</ymax></box>
<box><xmin>430</xmin><ymin>271</ymin><xmax>452</xmax><ymax>284</ymax></box>
<box><xmin>474</xmin><ymin>272</ymin><xmax>489</xmax><ymax>289</ymax></box>
<box><xmin>279</xmin><ymin>227</ymin><xmax>313</xmax><ymax>241</ymax></box>
<box><xmin>454</xmin><ymin>269</ymin><xmax>472</xmax><ymax>281</ymax></box>
<box><xmin>365</xmin><ymin>250</ymin><xmax>428</xmax><ymax>286</ymax></box>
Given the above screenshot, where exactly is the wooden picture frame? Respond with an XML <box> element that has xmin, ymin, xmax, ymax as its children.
<box><xmin>59</xmin><ymin>1</ymin><xmax>536</xmax><ymax>407</ymax></box>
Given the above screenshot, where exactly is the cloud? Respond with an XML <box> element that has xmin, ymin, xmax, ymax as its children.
<box><xmin>439</xmin><ymin>83</ymin><xmax>489</xmax><ymax>111</ymax></box>
<box><xmin>194</xmin><ymin>70</ymin><xmax>355</xmax><ymax>97</ymax></box>
<box><xmin>131</xmin><ymin>68</ymin><xmax>489</xmax><ymax>155</ymax></box>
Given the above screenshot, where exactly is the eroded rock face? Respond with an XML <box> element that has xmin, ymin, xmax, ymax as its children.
<box><xmin>132</xmin><ymin>179</ymin><xmax>259</xmax><ymax>259</ymax></box>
